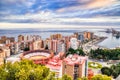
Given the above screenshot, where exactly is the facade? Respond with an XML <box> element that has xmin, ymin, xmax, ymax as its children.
<box><xmin>70</xmin><ymin>37</ymin><xmax>78</xmax><ymax>50</ymax></box>
<box><xmin>44</xmin><ymin>39</ymin><xmax>66</xmax><ymax>54</ymax></box>
<box><xmin>0</xmin><ymin>48</ymin><xmax>5</xmax><ymax>65</ymax></box>
<box><xmin>46</xmin><ymin>55</ymin><xmax>62</xmax><ymax>78</ymax></box>
<box><xmin>62</xmin><ymin>54</ymin><xmax>88</xmax><ymax>80</ymax></box>
<box><xmin>64</xmin><ymin>36</ymin><xmax>70</xmax><ymax>51</ymax></box>
<box><xmin>78</xmin><ymin>32</ymin><xmax>84</xmax><ymax>42</ymax></box>
<box><xmin>32</xmin><ymin>40</ymin><xmax>44</xmax><ymax>50</ymax></box>
<box><xmin>57</xmin><ymin>40</ymin><xmax>66</xmax><ymax>53</ymax></box>
<box><xmin>24</xmin><ymin>35</ymin><xmax>29</xmax><ymax>42</ymax></box>
<box><xmin>6</xmin><ymin>39</ymin><xmax>11</xmax><ymax>44</ymax></box>
<box><xmin>74</xmin><ymin>32</ymin><xmax>84</xmax><ymax>42</ymax></box>
<box><xmin>18</xmin><ymin>35</ymin><xmax>24</xmax><ymax>42</ymax></box>
<box><xmin>45</xmin><ymin>52</ymin><xmax>65</xmax><ymax>78</ymax></box>
<box><xmin>0</xmin><ymin>46</ymin><xmax>10</xmax><ymax>65</ymax></box>
<box><xmin>50</xmin><ymin>34</ymin><xmax>62</xmax><ymax>40</ymax></box>
<box><xmin>44</xmin><ymin>39</ymin><xmax>51</xmax><ymax>50</ymax></box>
<box><xmin>0</xmin><ymin>36</ymin><xmax>15</xmax><ymax>44</ymax></box>
<box><xmin>32</xmin><ymin>35</ymin><xmax>41</xmax><ymax>41</ymax></box>
<box><xmin>0</xmin><ymin>36</ymin><xmax>7</xmax><ymax>43</ymax></box>
<box><xmin>10</xmin><ymin>42</ymin><xmax>19</xmax><ymax>55</ymax></box>
<box><xmin>87</xmin><ymin>32</ymin><xmax>93</xmax><ymax>40</ymax></box>
<box><xmin>50</xmin><ymin>40</ymin><xmax>58</xmax><ymax>53</ymax></box>
<box><xmin>84</xmin><ymin>32</ymin><xmax>94</xmax><ymax>40</ymax></box>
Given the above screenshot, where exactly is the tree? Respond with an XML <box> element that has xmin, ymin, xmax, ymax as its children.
<box><xmin>91</xmin><ymin>74</ymin><xmax>111</xmax><ymax>80</ymax></box>
<box><xmin>45</xmin><ymin>44</ymin><xmax>49</xmax><ymax>50</ymax></box>
<box><xmin>101</xmin><ymin>67</ymin><xmax>113</xmax><ymax>76</ymax></box>
<box><xmin>24</xmin><ymin>47</ymin><xmax>30</xmax><ymax>51</ymax></box>
<box><xmin>76</xmin><ymin>48</ymin><xmax>85</xmax><ymax>56</ymax></box>
<box><xmin>0</xmin><ymin>59</ymin><xmax>73</xmax><ymax>80</ymax></box>
<box><xmin>0</xmin><ymin>65</ymin><xmax>8</xmax><ymax>80</ymax></box>
<box><xmin>0</xmin><ymin>60</ymin><xmax>50</xmax><ymax>80</ymax></box>
<box><xmin>60</xmin><ymin>74</ymin><xmax>72</xmax><ymax>80</ymax></box>
<box><xmin>89</xmin><ymin>48</ymin><xmax>120</xmax><ymax>60</ymax></box>
<box><xmin>101</xmin><ymin>63</ymin><xmax>120</xmax><ymax>79</ymax></box>
<box><xmin>77</xmin><ymin>77</ymin><xmax>88</xmax><ymax>80</ymax></box>
<box><xmin>66</xmin><ymin>47</ymin><xmax>85</xmax><ymax>56</ymax></box>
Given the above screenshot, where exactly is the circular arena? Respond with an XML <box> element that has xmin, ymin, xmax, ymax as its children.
<box><xmin>20</xmin><ymin>50</ymin><xmax>54</xmax><ymax>64</ymax></box>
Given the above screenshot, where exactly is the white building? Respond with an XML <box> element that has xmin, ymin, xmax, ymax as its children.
<box><xmin>70</xmin><ymin>38</ymin><xmax>78</xmax><ymax>50</ymax></box>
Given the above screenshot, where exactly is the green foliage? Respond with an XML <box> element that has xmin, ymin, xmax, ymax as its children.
<box><xmin>101</xmin><ymin>67</ymin><xmax>113</xmax><ymax>76</ymax></box>
<box><xmin>45</xmin><ymin>45</ymin><xmax>49</xmax><ymax>50</ymax></box>
<box><xmin>101</xmin><ymin>63</ymin><xmax>120</xmax><ymax>78</ymax></box>
<box><xmin>45</xmin><ymin>72</ymin><xmax>56</xmax><ymax>80</ymax></box>
<box><xmin>77</xmin><ymin>77</ymin><xmax>88</xmax><ymax>80</ymax></box>
<box><xmin>60</xmin><ymin>74</ymin><xmax>72</xmax><ymax>80</ymax></box>
<box><xmin>77</xmin><ymin>75</ymin><xmax>111</xmax><ymax>80</ymax></box>
<box><xmin>0</xmin><ymin>60</ymin><xmax>50</xmax><ymax>80</ymax></box>
<box><xmin>88</xmin><ymin>62</ymin><xmax>102</xmax><ymax>69</ymax></box>
<box><xmin>24</xmin><ymin>47</ymin><xmax>30</xmax><ymax>51</ymax></box>
<box><xmin>66</xmin><ymin>47</ymin><xmax>85</xmax><ymax>56</ymax></box>
<box><xmin>0</xmin><ymin>59</ymin><xmax>72</xmax><ymax>80</ymax></box>
<box><xmin>89</xmin><ymin>48</ymin><xmax>120</xmax><ymax>60</ymax></box>
<box><xmin>91</xmin><ymin>74</ymin><xmax>111</xmax><ymax>80</ymax></box>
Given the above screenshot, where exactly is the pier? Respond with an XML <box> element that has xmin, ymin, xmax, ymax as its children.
<box><xmin>106</xmin><ymin>28</ymin><xmax>120</xmax><ymax>38</ymax></box>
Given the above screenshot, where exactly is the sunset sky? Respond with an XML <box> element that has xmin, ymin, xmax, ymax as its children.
<box><xmin>0</xmin><ymin>0</ymin><xmax>120</xmax><ymax>28</ymax></box>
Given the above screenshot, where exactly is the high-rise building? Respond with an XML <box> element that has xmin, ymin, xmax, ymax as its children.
<box><xmin>0</xmin><ymin>36</ymin><xmax>15</xmax><ymax>44</ymax></box>
<box><xmin>87</xmin><ymin>32</ymin><xmax>94</xmax><ymax>40</ymax></box>
<box><xmin>50</xmin><ymin>40</ymin><xmax>58</xmax><ymax>53</ymax></box>
<box><xmin>24</xmin><ymin>35</ymin><xmax>29</xmax><ymax>42</ymax></box>
<box><xmin>1</xmin><ymin>36</ymin><xmax>7</xmax><ymax>43</ymax></box>
<box><xmin>57</xmin><ymin>40</ymin><xmax>66</xmax><ymax>53</ymax></box>
<box><xmin>84</xmin><ymin>32</ymin><xmax>94</xmax><ymax>40</ymax></box>
<box><xmin>14</xmin><ymin>42</ymin><xmax>19</xmax><ymax>54</ymax></box>
<box><xmin>62</xmin><ymin>54</ymin><xmax>88</xmax><ymax>80</ymax></box>
<box><xmin>44</xmin><ymin>39</ymin><xmax>51</xmax><ymax>50</ymax></box>
<box><xmin>70</xmin><ymin>37</ymin><xmax>78</xmax><ymax>50</ymax></box>
<box><xmin>18</xmin><ymin>35</ymin><xmax>24</xmax><ymax>42</ymax></box>
<box><xmin>8</xmin><ymin>37</ymin><xmax>15</xmax><ymax>43</ymax></box>
<box><xmin>78</xmin><ymin>32</ymin><xmax>84</xmax><ymax>42</ymax></box>
<box><xmin>50</xmin><ymin>34</ymin><xmax>62</xmax><ymax>40</ymax></box>
<box><xmin>5</xmin><ymin>39</ymin><xmax>11</xmax><ymax>44</ymax></box>
<box><xmin>33</xmin><ymin>40</ymin><xmax>44</xmax><ymax>50</ymax></box>
<box><xmin>64</xmin><ymin>36</ymin><xmax>70</xmax><ymax>51</ymax></box>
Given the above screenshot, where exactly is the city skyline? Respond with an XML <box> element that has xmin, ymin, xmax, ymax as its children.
<box><xmin>0</xmin><ymin>0</ymin><xmax>120</xmax><ymax>28</ymax></box>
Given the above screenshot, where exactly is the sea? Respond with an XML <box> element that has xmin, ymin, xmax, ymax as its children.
<box><xmin>0</xmin><ymin>28</ymin><xmax>120</xmax><ymax>49</ymax></box>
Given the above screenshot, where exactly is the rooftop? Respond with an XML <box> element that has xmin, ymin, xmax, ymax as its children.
<box><xmin>63</xmin><ymin>54</ymin><xmax>87</xmax><ymax>65</ymax></box>
<box><xmin>46</xmin><ymin>55</ymin><xmax>62</xmax><ymax>70</ymax></box>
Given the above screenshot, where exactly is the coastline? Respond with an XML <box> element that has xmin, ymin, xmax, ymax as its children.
<box><xmin>94</xmin><ymin>37</ymin><xmax>108</xmax><ymax>45</ymax></box>
<box><xmin>94</xmin><ymin>37</ymin><xmax>108</xmax><ymax>49</ymax></box>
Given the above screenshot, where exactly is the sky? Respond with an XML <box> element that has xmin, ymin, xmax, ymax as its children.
<box><xmin>0</xmin><ymin>0</ymin><xmax>120</xmax><ymax>28</ymax></box>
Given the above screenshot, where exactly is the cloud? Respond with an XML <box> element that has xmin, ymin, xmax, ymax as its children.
<box><xmin>0</xmin><ymin>0</ymin><xmax>120</xmax><ymax>27</ymax></box>
<box><xmin>1</xmin><ymin>10</ymin><xmax>120</xmax><ymax>27</ymax></box>
<box><xmin>56</xmin><ymin>0</ymin><xmax>117</xmax><ymax>12</ymax></box>
<box><xmin>85</xmin><ymin>0</ymin><xmax>115</xmax><ymax>9</ymax></box>
<box><xmin>0</xmin><ymin>11</ymin><xmax>56</xmax><ymax>23</ymax></box>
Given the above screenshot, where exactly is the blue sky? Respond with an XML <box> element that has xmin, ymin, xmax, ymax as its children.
<box><xmin>0</xmin><ymin>0</ymin><xmax>120</xmax><ymax>27</ymax></box>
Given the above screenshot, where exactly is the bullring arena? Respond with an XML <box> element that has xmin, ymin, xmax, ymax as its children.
<box><xmin>20</xmin><ymin>50</ymin><xmax>54</xmax><ymax>64</ymax></box>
